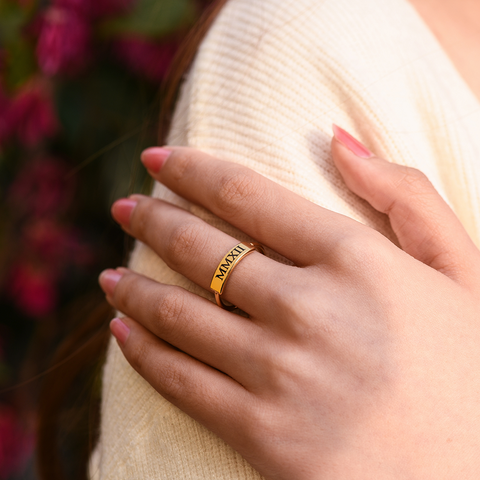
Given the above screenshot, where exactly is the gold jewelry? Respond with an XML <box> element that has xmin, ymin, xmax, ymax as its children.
<box><xmin>210</xmin><ymin>242</ymin><xmax>265</xmax><ymax>310</ymax></box>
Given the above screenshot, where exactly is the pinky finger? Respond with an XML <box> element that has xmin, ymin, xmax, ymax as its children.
<box><xmin>110</xmin><ymin>317</ymin><xmax>251</xmax><ymax>442</ymax></box>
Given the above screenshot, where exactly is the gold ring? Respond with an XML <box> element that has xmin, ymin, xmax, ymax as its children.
<box><xmin>210</xmin><ymin>242</ymin><xmax>265</xmax><ymax>310</ymax></box>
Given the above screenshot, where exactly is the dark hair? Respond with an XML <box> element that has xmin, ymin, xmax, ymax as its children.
<box><xmin>36</xmin><ymin>1</ymin><xmax>228</xmax><ymax>478</ymax></box>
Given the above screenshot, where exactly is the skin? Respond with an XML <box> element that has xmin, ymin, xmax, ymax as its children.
<box><xmin>409</xmin><ymin>0</ymin><xmax>480</xmax><ymax>99</ymax></box>
<box><xmin>99</xmin><ymin>132</ymin><xmax>480</xmax><ymax>479</ymax></box>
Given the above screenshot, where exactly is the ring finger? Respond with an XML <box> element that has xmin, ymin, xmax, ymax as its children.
<box><xmin>111</xmin><ymin>194</ymin><xmax>291</xmax><ymax>317</ymax></box>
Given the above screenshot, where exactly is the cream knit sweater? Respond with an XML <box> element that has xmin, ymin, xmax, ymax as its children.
<box><xmin>89</xmin><ymin>0</ymin><xmax>480</xmax><ymax>478</ymax></box>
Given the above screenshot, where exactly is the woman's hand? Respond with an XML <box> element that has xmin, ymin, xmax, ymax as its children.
<box><xmin>99</xmin><ymin>126</ymin><xmax>480</xmax><ymax>479</ymax></box>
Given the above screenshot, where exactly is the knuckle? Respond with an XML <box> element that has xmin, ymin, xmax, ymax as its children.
<box><xmin>215</xmin><ymin>167</ymin><xmax>261</xmax><ymax>215</ymax></box>
<box><xmin>165</xmin><ymin>221</ymin><xmax>204</xmax><ymax>269</ymax></box>
<box><xmin>269</xmin><ymin>277</ymin><xmax>325</xmax><ymax>339</ymax></box>
<box><xmin>155</xmin><ymin>288</ymin><xmax>186</xmax><ymax>339</ymax></box>
<box><xmin>394</xmin><ymin>166</ymin><xmax>432</xmax><ymax>197</ymax></box>
<box><xmin>129</xmin><ymin>340</ymin><xmax>151</xmax><ymax>374</ymax></box>
<box><xmin>382</xmin><ymin>166</ymin><xmax>441</xmax><ymax>223</ymax></box>
<box><xmin>240</xmin><ymin>400</ymin><xmax>274</xmax><ymax>440</ymax></box>
<box><xmin>328</xmin><ymin>230</ymin><xmax>364</xmax><ymax>263</ymax></box>
<box><xmin>160</xmin><ymin>363</ymin><xmax>189</xmax><ymax>401</ymax></box>
<box><xmin>270</xmin><ymin>280</ymin><xmax>303</xmax><ymax>317</ymax></box>
<box><xmin>329</xmin><ymin>230</ymin><xmax>392</xmax><ymax>271</ymax></box>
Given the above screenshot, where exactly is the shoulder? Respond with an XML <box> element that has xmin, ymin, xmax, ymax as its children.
<box><xmin>205</xmin><ymin>0</ymin><xmax>428</xmax><ymax>71</ymax></box>
<box><xmin>186</xmin><ymin>0</ymin><xmax>438</xmax><ymax>126</ymax></box>
<box><xmin>173</xmin><ymin>0</ymin><xmax>436</xmax><ymax>155</ymax></box>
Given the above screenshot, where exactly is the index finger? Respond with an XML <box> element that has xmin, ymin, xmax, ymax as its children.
<box><xmin>141</xmin><ymin>147</ymin><xmax>359</xmax><ymax>266</ymax></box>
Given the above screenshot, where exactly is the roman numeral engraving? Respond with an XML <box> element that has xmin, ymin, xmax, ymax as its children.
<box><xmin>211</xmin><ymin>242</ymin><xmax>265</xmax><ymax>308</ymax></box>
<box><xmin>215</xmin><ymin>245</ymin><xmax>246</xmax><ymax>280</ymax></box>
<box><xmin>210</xmin><ymin>243</ymin><xmax>258</xmax><ymax>295</ymax></box>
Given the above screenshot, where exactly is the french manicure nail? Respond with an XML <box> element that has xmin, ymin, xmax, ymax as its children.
<box><xmin>332</xmin><ymin>124</ymin><xmax>373</xmax><ymax>158</ymax></box>
<box><xmin>110</xmin><ymin>318</ymin><xmax>130</xmax><ymax>346</ymax></box>
<box><xmin>99</xmin><ymin>269</ymin><xmax>123</xmax><ymax>297</ymax></box>
<box><xmin>141</xmin><ymin>147</ymin><xmax>172</xmax><ymax>173</ymax></box>
<box><xmin>111</xmin><ymin>198</ymin><xmax>137</xmax><ymax>226</ymax></box>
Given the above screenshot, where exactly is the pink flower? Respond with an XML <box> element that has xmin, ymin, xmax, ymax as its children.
<box><xmin>36</xmin><ymin>6</ymin><xmax>91</xmax><ymax>76</ymax></box>
<box><xmin>8</xmin><ymin>261</ymin><xmax>57</xmax><ymax>318</ymax></box>
<box><xmin>8</xmin><ymin>157</ymin><xmax>73</xmax><ymax>218</ymax></box>
<box><xmin>54</xmin><ymin>0</ymin><xmax>134</xmax><ymax>19</ymax></box>
<box><xmin>6</xmin><ymin>219</ymin><xmax>93</xmax><ymax>318</ymax></box>
<box><xmin>0</xmin><ymin>405</ymin><xmax>33</xmax><ymax>479</ymax></box>
<box><xmin>7</xmin><ymin>80</ymin><xmax>58</xmax><ymax>146</ymax></box>
<box><xmin>114</xmin><ymin>36</ymin><xmax>179</xmax><ymax>82</ymax></box>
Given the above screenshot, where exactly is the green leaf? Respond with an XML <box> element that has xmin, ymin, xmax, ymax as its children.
<box><xmin>0</xmin><ymin>0</ymin><xmax>37</xmax><ymax>91</ymax></box>
<box><xmin>3</xmin><ymin>38</ymin><xmax>37</xmax><ymax>90</ymax></box>
<box><xmin>100</xmin><ymin>0</ymin><xmax>197</xmax><ymax>38</ymax></box>
<box><xmin>0</xmin><ymin>0</ymin><xmax>26</xmax><ymax>45</ymax></box>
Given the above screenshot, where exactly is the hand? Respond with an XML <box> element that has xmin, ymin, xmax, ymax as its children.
<box><xmin>99</xmin><ymin>126</ymin><xmax>480</xmax><ymax>479</ymax></box>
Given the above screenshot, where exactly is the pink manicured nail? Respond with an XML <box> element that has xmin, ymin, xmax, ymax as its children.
<box><xmin>332</xmin><ymin>124</ymin><xmax>373</xmax><ymax>158</ymax></box>
<box><xmin>99</xmin><ymin>269</ymin><xmax>123</xmax><ymax>297</ymax></box>
<box><xmin>141</xmin><ymin>147</ymin><xmax>172</xmax><ymax>173</ymax></box>
<box><xmin>111</xmin><ymin>198</ymin><xmax>137</xmax><ymax>226</ymax></box>
<box><xmin>110</xmin><ymin>318</ymin><xmax>130</xmax><ymax>346</ymax></box>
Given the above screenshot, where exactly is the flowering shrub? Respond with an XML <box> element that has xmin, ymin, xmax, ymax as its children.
<box><xmin>6</xmin><ymin>80</ymin><xmax>58</xmax><ymax>146</ymax></box>
<box><xmin>36</xmin><ymin>6</ymin><xmax>92</xmax><ymax>76</ymax></box>
<box><xmin>0</xmin><ymin>0</ymin><xmax>206</xmax><ymax>477</ymax></box>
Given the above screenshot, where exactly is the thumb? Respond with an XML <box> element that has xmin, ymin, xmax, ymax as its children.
<box><xmin>331</xmin><ymin>124</ymin><xmax>477</xmax><ymax>281</ymax></box>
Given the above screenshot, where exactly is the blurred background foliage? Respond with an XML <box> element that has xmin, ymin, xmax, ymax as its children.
<box><xmin>0</xmin><ymin>0</ymin><xmax>210</xmax><ymax>477</ymax></box>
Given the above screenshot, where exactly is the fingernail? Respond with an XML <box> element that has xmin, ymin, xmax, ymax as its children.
<box><xmin>99</xmin><ymin>269</ymin><xmax>123</xmax><ymax>297</ymax></box>
<box><xmin>111</xmin><ymin>198</ymin><xmax>137</xmax><ymax>226</ymax></box>
<box><xmin>332</xmin><ymin>124</ymin><xmax>373</xmax><ymax>158</ymax></box>
<box><xmin>141</xmin><ymin>147</ymin><xmax>172</xmax><ymax>173</ymax></box>
<box><xmin>110</xmin><ymin>318</ymin><xmax>130</xmax><ymax>346</ymax></box>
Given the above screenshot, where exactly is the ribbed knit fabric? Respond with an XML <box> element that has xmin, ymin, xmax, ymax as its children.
<box><xmin>89</xmin><ymin>0</ymin><xmax>480</xmax><ymax>478</ymax></box>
